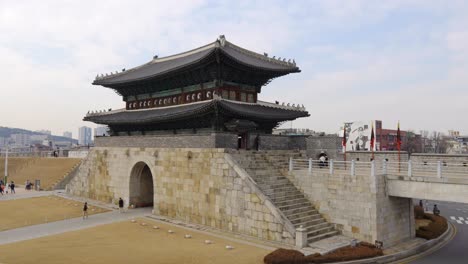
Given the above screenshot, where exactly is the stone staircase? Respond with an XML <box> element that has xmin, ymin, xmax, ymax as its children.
<box><xmin>232</xmin><ymin>151</ymin><xmax>339</xmax><ymax>244</ymax></box>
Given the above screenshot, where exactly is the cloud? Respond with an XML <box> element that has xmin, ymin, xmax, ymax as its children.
<box><xmin>0</xmin><ymin>1</ymin><xmax>468</xmax><ymax>136</ymax></box>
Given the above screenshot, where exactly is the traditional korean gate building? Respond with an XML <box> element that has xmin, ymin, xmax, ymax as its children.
<box><xmin>85</xmin><ymin>35</ymin><xmax>309</xmax><ymax>149</ymax></box>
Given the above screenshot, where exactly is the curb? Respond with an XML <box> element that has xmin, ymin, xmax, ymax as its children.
<box><xmin>331</xmin><ymin>221</ymin><xmax>454</xmax><ymax>264</ymax></box>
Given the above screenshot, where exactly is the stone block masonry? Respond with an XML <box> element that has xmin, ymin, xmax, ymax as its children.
<box><xmin>287</xmin><ymin>169</ymin><xmax>414</xmax><ymax>247</ymax></box>
<box><xmin>66</xmin><ymin>147</ymin><xmax>295</xmax><ymax>245</ymax></box>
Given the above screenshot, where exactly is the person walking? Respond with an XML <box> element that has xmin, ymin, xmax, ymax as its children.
<box><xmin>118</xmin><ymin>198</ymin><xmax>124</xmax><ymax>213</ymax></box>
<box><xmin>10</xmin><ymin>181</ymin><xmax>15</xmax><ymax>194</ymax></box>
<box><xmin>83</xmin><ymin>202</ymin><xmax>89</xmax><ymax>219</ymax></box>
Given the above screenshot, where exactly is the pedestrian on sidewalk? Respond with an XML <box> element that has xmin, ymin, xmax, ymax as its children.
<box><xmin>433</xmin><ymin>204</ymin><xmax>440</xmax><ymax>216</ymax></box>
<box><xmin>83</xmin><ymin>202</ymin><xmax>89</xmax><ymax>219</ymax></box>
<box><xmin>118</xmin><ymin>198</ymin><xmax>124</xmax><ymax>213</ymax></box>
<box><xmin>0</xmin><ymin>183</ymin><xmax>4</xmax><ymax>195</ymax></box>
<box><xmin>10</xmin><ymin>181</ymin><xmax>15</xmax><ymax>194</ymax></box>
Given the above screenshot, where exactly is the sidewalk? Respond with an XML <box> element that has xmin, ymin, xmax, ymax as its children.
<box><xmin>0</xmin><ymin>208</ymin><xmax>152</xmax><ymax>245</ymax></box>
<box><xmin>0</xmin><ymin>189</ymin><xmax>53</xmax><ymax>201</ymax></box>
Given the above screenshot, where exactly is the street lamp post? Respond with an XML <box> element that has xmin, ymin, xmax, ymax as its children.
<box><xmin>3</xmin><ymin>146</ymin><xmax>8</xmax><ymax>184</ymax></box>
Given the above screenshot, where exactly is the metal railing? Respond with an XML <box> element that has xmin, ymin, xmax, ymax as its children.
<box><xmin>288</xmin><ymin>158</ymin><xmax>468</xmax><ymax>179</ymax></box>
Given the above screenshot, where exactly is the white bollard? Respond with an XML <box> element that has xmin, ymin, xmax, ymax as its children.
<box><xmin>351</xmin><ymin>160</ymin><xmax>355</xmax><ymax>176</ymax></box>
<box><xmin>437</xmin><ymin>161</ymin><xmax>442</xmax><ymax>178</ymax></box>
<box><xmin>329</xmin><ymin>159</ymin><xmax>334</xmax><ymax>175</ymax></box>
<box><xmin>289</xmin><ymin>157</ymin><xmax>293</xmax><ymax>172</ymax></box>
<box><xmin>408</xmin><ymin>160</ymin><xmax>412</xmax><ymax>177</ymax></box>
<box><xmin>295</xmin><ymin>225</ymin><xmax>308</xmax><ymax>248</ymax></box>
<box><xmin>382</xmin><ymin>159</ymin><xmax>387</xmax><ymax>175</ymax></box>
<box><xmin>308</xmin><ymin>158</ymin><xmax>312</xmax><ymax>174</ymax></box>
<box><xmin>371</xmin><ymin>160</ymin><xmax>375</xmax><ymax>178</ymax></box>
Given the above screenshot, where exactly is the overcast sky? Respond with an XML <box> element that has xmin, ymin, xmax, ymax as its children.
<box><xmin>1</xmin><ymin>0</ymin><xmax>467</xmax><ymax>138</ymax></box>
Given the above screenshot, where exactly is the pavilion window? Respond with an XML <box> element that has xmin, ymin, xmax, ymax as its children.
<box><xmin>229</xmin><ymin>90</ymin><xmax>236</xmax><ymax>100</ymax></box>
<box><xmin>154</xmin><ymin>99</ymin><xmax>158</xmax><ymax>106</ymax></box>
<box><xmin>186</xmin><ymin>95</ymin><xmax>190</xmax><ymax>102</ymax></box>
<box><xmin>247</xmin><ymin>94</ymin><xmax>254</xmax><ymax>103</ymax></box>
<box><xmin>240</xmin><ymin>92</ymin><xmax>247</xmax><ymax>102</ymax></box>
<box><xmin>197</xmin><ymin>93</ymin><xmax>202</xmax><ymax>100</ymax></box>
<box><xmin>222</xmin><ymin>90</ymin><xmax>228</xmax><ymax>99</ymax></box>
<box><xmin>173</xmin><ymin>97</ymin><xmax>177</xmax><ymax>104</ymax></box>
<box><xmin>192</xmin><ymin>94</ymin><xmax>196</xmax><ymax>101</ymax></box>
<box><xmin>206</xmin><ymin>91</ymin><xmax>212</xmax><ymax>98</ymax></box>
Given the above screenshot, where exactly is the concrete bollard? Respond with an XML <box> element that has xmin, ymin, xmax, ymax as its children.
<box><xmin>329</xmin><ymin>159</ymin><xmax>334</xmax><ymax>175</ymax></box>
<box><xmin>289</xmin><ymin>157</ymin><xmax>293</xmax><ymax>172</ymax></box>
<box><xmin>295</xmin><ymin>225</ymin><xmax>308</xmax><ymax>248</ymax></box>
<box><xmin>351</xmin><ymin>160</ymin><xmax>355</xmax><ymax>177</ymax></box>
<box><xmin>382</xmin><ymin>159</ymin><xmax>387</xmax><ymax>175</ymax></box>
<box><xmin>408</xmin><ymin>160</ymin><xmax>412</xmax><ymax>177</ymax></box>
<box><xmin>308</xmin><ymin>158</ymin><xmax>312</xmax><ymax>174</ymax></box>
<box><xmin>437</xmin><ymin>161</ymin><xmax>442</xmax><ymax>178</ymax></box>
<box><xmin>371</xmin><ymin>160</ymin><xmax>375</xmax><ymax>178</ymax></box>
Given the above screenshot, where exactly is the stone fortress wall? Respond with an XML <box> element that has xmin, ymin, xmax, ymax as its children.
<box><xmin>66</xmin><ymin>147</ymin><xmax>295</xmax><ymax>245</ymax></box>
<box><xmin>286</xmin><ymin>168</ymin><xmax>414</xmax><ymax>247</ymax></box>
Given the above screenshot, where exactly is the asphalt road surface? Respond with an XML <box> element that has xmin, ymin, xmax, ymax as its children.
<box><xmin>409</xmin><ymin>200</ymin><xmax>468</xmax><ymax>264</ymax></box>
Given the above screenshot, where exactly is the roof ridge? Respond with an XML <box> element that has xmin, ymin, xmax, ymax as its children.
<box><xmin>95</xmin><ymin>41</ymin><xmax>218</xmax><ymax>82</ymax></box>
<box><xmin>223</xmin><ymin>40</ymin><xmax>296</xmax><ymax>68</ymax></box>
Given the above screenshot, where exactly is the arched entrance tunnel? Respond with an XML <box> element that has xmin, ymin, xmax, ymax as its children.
<box><xmin>129</xmin><ymin>162</ymin><xmax>154</xmax><ymax>208</ymax></box>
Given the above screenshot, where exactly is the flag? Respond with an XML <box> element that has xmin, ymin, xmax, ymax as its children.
<box><xmin>396</xmin><ymin>121</ymin><xmax>402</xmax><ymax>151</ymax></box>
<box><xmin>342</xmin><ymin>125</ymin><xmax>347</xmax><ymax>150</ymax></box>
<box><xmin>370</xmin><ymin>122</ymin><xmax>375</xmax><ymax>151</ymax></box>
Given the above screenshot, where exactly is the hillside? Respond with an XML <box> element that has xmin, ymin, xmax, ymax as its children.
<box><xmin>0</xmin><ymin>126</ymin><xmax>78</xmax><ymax>143</ymax></box>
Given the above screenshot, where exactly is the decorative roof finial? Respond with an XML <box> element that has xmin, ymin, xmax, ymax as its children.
<box><xmin>219</xmin><ymin>35</ymin><xmax>226</xmax><ymax>46</ymax></box>
<box><xmin>153</xmin><ymin>55</ymin><xmax>158</xmax><ymax>59</ymax></box>
<box><xmin>122</xmin><ymin>68</ymin><xmax>126</xmax><ymax>72</ymax></box>
<box><xmin>283</xmin><ymin>58</ymin><xmax>286</xmax><ymax>62</ymax></box>
<box><xmin>272</xmin><ymin>56</ymin><xmax>276</xmax><ymax>59</ymax></box>
<box><xmin>263</xmin><ymin>52</ymin><xmax>268</xmax><ymax>57</ymax></box>
<box><xmin>293</xmin><ymin>59</ymin><xmax>296</xmax><ymax>65</ymax></box>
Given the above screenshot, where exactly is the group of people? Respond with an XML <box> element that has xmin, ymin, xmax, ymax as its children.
<box><xmin>419</xmin><ymin>200</ymin><xmax>441</xmax><ymax>216</ymax></box>
<box><xmin>0</xmin><ymin>180</ymin><xmax>16</xmax><ymax>195</ymax></box>
<box><xmin>25</xmin><ymin>180</ymin><xmax>34</xmax><ymax>190</ymax></box>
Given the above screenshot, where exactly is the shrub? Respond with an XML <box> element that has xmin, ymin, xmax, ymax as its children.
<box><xmin>264</xmin><ymin>248</ymin><xmax>305</xmax><ymax>264</ymax></box>
<box><xmin>414</xmin><ymin>205</ymin><xmax>425</xmax><ymax>219</ymax></box>
<box><xmin>416</xmin><ymin>213</ymin><xmax>448</xmax><ymax>240</ymax></box>
<box><xmin>264</xmin><ymin>243</ymin><xmax>383</xmax><ymax>264</ymax></box>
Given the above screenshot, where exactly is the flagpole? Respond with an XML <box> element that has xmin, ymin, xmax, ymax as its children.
<box><xmin>371</xmin><ymin>121</ymin><xmax>375</xmax><ymax>161</ymax></box>
<box><xmin>343</xmin><ymin>124</ymin><xmax>347</xmax><ymax>170</ymax></box>
<box><xmin>397</xmin><ymin>121</ymin><xmax>401</xmax><ymax>173</ymax></box>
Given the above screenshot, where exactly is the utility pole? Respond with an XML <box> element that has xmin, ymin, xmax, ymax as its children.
<box><xmin>4</xmin><ymin>146</ymin><xmax>8</xmax><ymax>184</ymax></box>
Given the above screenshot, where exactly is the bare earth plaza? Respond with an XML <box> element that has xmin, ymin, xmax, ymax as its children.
<box><xmin>1</xmin><ymin>9</ymin><xmax>468</xmax><ymax>263</ymax></box>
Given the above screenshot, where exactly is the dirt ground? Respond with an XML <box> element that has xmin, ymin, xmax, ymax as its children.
<box><xmin>0</xmin><ymin>196</ymin><xmax>107</xmax><ymax>231</ymax></box>
<box><xmin>0</xmin><ymin>218</ymin><xmax>270</xmax><ymax>264</ymax></box>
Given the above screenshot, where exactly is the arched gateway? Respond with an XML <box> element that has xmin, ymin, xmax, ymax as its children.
<box><xmin>129</xmin><ymin>162</ymin><xmax>154</xmax><ymax>208</ymax></box>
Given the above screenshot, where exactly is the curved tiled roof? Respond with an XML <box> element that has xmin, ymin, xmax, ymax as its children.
<box><xmin>93</xmin><ymin>36</ymin><xmax>299</xmax><ymax>86</ymax></box>
<box><xmin>84</xmin><ymin>99</ymin><xmax>308</xmax><ymax>125</ymax></box>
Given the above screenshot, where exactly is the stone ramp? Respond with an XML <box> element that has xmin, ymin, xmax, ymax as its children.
<box><xmin>6</xmin><ymin>158</ymin><xmax>82</xmax><ymax>190</ymax></box>
<box><xmin>231</xmin><ymin>151</ymin><xmax>339</xmax><ymax>244</ymax></box>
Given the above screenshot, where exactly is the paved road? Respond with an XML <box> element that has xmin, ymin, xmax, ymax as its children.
<box><xmin>410</xmin><ymin>200</ymin><xmax>468</xmax><ymax>264</ymax></box>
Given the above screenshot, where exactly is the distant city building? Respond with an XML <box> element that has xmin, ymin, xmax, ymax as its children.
<box><xmin>0</xmin><ymin>136</ymin><xmax>5</xmax><ymax>147</ymax></box>
<box><xmin>36</xmin><ymin>130</ymin><xmax>52</xmax><ymax>135</ymax></box>
<box><xmin>63</xmin><ymin>131</ymin><xmax>73</xmax><ymax>138</ymax></box>
<box><xmin>78</xmin><ymin>126</ymin><xmax>92</xmax><ymax>146</ymax></box>
<box><xmin>448</xmin><ymin>130</ymin><xmax>460</xmax><ymax>137</ymax></box>
<box><xmin>30</xmin><ymin>134</ymin><xmax>49</xmax><ymax>144</ymax></box>
<box><xmin>273</xmin><ymin>128</ymin><xmax>317</xmax><ymax>136</ymax></box>
<box><xmin>94</xmin><ymin>126</ymin><xmax>109</xmax><ymax>137</ymax></box>
<box><xmin>11</xmin><ymin>133</ymin><xmax>31</xmax><ymax>147</ymax></box>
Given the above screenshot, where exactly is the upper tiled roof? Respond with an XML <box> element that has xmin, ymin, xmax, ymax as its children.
<box><xmin>93</xmin><ymin>35</ymin><xmax>300</xmax><ymax>86</ymax></box>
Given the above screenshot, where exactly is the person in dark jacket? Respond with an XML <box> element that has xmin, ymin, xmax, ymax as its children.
<box><xmin>10</xmin><ymin>181</ymin><xmax>15</xmax><ymax>194</ymax></box>
<box><xmin>83</xmin><ymin>202</ymin><xmax>89</xmax><ymax>219</ymax></box>
<box><xmin>118</xmin><ymin>198</ymin><xmax>124</xmax><ymax>213</ymax></box>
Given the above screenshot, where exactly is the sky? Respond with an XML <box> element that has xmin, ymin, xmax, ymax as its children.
<box><xmin>1</xmin><ymin>0</ymin><xmax>468</xmax><ymax>138</ymax></box>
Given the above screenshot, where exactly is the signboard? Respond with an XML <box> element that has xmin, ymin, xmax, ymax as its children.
<box><xmin>343</xmin><ymin>121</ymin><xmax>376</xmax><ymax>151</ymax></box>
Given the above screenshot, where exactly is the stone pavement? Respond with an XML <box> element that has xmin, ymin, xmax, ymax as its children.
<box><xmin>0</xmin><ymin>207</ymin><xmax>152</xmax><ymax>245</ymax></box>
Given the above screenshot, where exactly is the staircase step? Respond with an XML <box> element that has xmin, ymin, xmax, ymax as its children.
<box><xmin>306</xmin><ymin>225</ymin><xmax>334</xmax><ymax>236</ymax></box>
<box><xmin>307</xmin><ymin>230</ymin><xmax>340</xmax><ymax>243</ymax></box>
<box><xmin>293</xmin><ymin>217</ymin><xmax>325</xmax><ymax>227</ymax></box>
<box><xmin>278</xmin><ymin>201</ymin><xmax>312</xmax><ymax>211</ymax></box>
<box><xmin>285</xmin><ymin>209</ymin><xmax>319</xmax><ymax>220</ymax></box>
<box><xmin>274</xmin><ymin>197</ymin><xmax>309</xmax><ymax>207</ymax></box>
<box><xmin>271</xmin><ymin>193</ymin><xmax>305</xmax><ymax>202</ymax></box>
